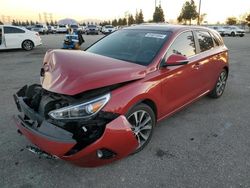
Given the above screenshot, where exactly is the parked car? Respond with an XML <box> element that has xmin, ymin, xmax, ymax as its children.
<box><xmin>13</xmin><ymin>25</ymin><xmax>229</xmax><ymax>167</ymax></box>
<box><xmin>101</xmin><ymin>25</ymin><xmax>116</xmax><ymax>34</ymax></box>
<box><xmin>47</xmin><ymin>25</ymin><xmax>56</xmax><ymax>34</ymax></box>
<box><xmin>0</xmin><ymin>25</ymin><xmax>42</xmax><ymax>51</ymax></box>
<box><xmin>31</xmin><ymin>24</ymin><xmax>48</xmax><ymax>34</ymax></box>
<box><xmin>208</xmin><ymin>26</ymin><xmax>226</xmax><ymax>36</ymax></box>
<box><xmin>56</xmin><ymin>25</ymin><xmax>68</xmax><ymax>33</ymax></box>
<box><xmin>69</xmin><ymin>25</ymin><xmax>79</xmax><ymax>33</ymax></box>
<box><xmin>223</xmin><ymin>26</ymin><xmax>245</xmax><ymax>37</ymax></box>
<box><xmin>85</xmin><ymin>24</ymin><xmax>98</xmax><ymax>35</ymax></box>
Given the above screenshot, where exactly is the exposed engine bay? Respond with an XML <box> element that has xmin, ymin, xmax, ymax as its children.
<box><xmin>14</xmin><ymin>84</ymin><xmax>120</xmax><ymax>156</ymax></box>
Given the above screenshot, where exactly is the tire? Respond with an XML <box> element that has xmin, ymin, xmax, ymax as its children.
<box><xmin>22</xmin><ymin>40</ymin><xmax>34</xmax><ymax>51</ymax></box>
<box><xmin>208</xmin><ymin>69</ymin><xmax>228</xmax><ymax>98</ymax></box>
<box><xmin>126</xmin><ymin>103</ymin><xmax>155</xmax><ymax>153</ymax></box>
<box><xmin>240</xmin><ymin>34</ymin><xmax>244</xmax><ymax>37</ymax></box>
<box><xmin>231</xmin><ymin>32</ymin><xmax>236</xmax><ymax>37</ymax></box>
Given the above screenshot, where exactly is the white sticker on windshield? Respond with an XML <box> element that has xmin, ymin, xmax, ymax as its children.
<box><xmin>145</xmin><ymin>33</ymin><xmax>166</xmax><ymax>39</ymax></box>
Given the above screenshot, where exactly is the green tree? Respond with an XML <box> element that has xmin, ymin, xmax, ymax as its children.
<box><xmin>153</xmin><ymin>4</ymin><xmax>165</xmax><ymax>23</ymax></box>
<box><xmin>122</xmin><ymin>18</ymin><xmax>127</xmax><ymax>25</ymax></box>
<box><xmin>26</xmin><ymin>20</ymin><xmax>30</xmax><ymax>26</ymax></box>
<box><xmin>12</xmin><ymin>20</ymin><xmax>17</xmax><ymax>25</ymax></box>
<box><xmin>198</xmin><ymin>13</ymin><xmax>207</xmax><ymax>24</ymax></box>
<box><xmin>245</xmin><ymin>14</ymin><xmax>250</xmax><ymax>28</ymax></box>
<box><xmin>50</xmin><ymin>20</ymin><xmax>54</xmax><ymax>26</ymax></box>
<box><xmin>112</xmin><ymin>19</ymin><xmax>118</xmax><ymax>26</ymax></box>
<box><xmin>118</xmin><ymin>18</ymin><xmax>123</xmax><ymax>26</ymax></box>
<box><xmin>135</xmin><ymin>10</ymin><xmax>139</xmax><ymax>24</ymax></box>
<box><xmin>137</xmin><ymin>9</ymin><xmax>144</xmax><ymax>24</ymax></box>
<box><xmin>128</xmin><ymin>14</ymin><xmax>135</xmax><ymax>25</ymax></box>
<box><xmin>177</xmin><ymin>0</ymin><xmax>198</xmax><ymax>25</ymax></box>
<box><xmin>30</xmin><ymin>20</ymin><xmax>35</xmax><ymax>25</ymax></box>
<box><xmin>0</xmin><ymin>20</ymin><xmax>3</xmax><ymax>25</ymax></box>
<box><xmin>226</xmin><ymin>17</ymin><xmax>237</xmax><ymax>25</ymax></box>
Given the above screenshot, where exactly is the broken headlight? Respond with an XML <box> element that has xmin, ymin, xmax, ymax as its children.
<box><xmin>48</xmin><ymin>93</ymin><xmax>111</xmax><ymax>120</ymax></box>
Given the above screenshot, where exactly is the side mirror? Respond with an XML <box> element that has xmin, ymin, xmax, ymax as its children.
<box><xmin>163</xmin><ymin>54</ymin><xmax>189</xmax><ymax>67</ymax></box>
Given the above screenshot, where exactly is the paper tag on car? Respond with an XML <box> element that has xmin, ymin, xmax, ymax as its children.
<box><xmin>145</xmin><ymin>33</ymin><xmax>166</xmax><ymax>39</ymax></box>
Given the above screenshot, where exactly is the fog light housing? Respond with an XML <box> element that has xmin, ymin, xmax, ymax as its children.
<box><xmin>96</xmin><ymin>149</ymin><xmax>116</xmax><ymax>159</ymax></box>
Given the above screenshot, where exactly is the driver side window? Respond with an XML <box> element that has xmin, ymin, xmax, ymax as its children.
<box><xmin>165</xmin><ymin>31</ymin><xmax>196</xmax><ymax>60</ymax></box>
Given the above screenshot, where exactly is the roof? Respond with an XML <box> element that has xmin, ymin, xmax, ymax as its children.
<box><xmin>125</xmin><ymin>24</ymin><xmax>210</xmax><ymax>33</ymax></box>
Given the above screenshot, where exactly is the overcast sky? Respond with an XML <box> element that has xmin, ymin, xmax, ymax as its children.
<box><xmin>1</xmin><ymin>0</ymin><xmax>250</xmax><ymax>23</ymax></box>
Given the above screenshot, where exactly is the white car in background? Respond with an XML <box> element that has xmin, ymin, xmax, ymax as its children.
<box><xmin>0</xmin><ymin>25</ymin><xmax>42</xmax><ymax>51</ymax></box>
<box><xmin>56</xmin><ymin>25</ymin><xmax>68</xmax><ymax>33</ymax></box>
<box><xmin>31</xmin><ymin>24</ymin><xmax>48</xmax><ymax>34</ymax></box>
<box><xmin>101</xmin><ymin>25</ymin><xmax>116</xmax><ymax>34</ymax></box>
<box><xmin>208</xmin><ymin>26</ymin><xmax>226</xmax><ymax>36</ymax></box>
<box><xmin>223</xmin><ymin>26</ymin><xmax>245</xmax><ymax>37</ymax></box>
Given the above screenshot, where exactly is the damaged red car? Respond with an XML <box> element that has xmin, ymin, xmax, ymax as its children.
<box><xmin>13</xmin><ymin>25</ymin><xmax>229</xmax><ymax>167</ymax></box>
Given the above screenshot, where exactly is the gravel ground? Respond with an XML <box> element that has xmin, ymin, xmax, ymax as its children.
<box><xmin>0</xmin><ymin>33</ymin><xmax>250</xmax><ymax>188</ymax></box>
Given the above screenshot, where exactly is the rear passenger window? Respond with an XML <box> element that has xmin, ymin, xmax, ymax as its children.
<box><xmin>165</xmin><ymin>31</ymin><xmax>196</xmax><ymax>59</ymax></box>
<box><xmin>196</xmin><ymin>31</ymin><xmax>214</xmax><ymax>52</ymax></box>
<box><xmin>4</xmin><ymin>27</ymin><xmax>25</xmax><ymax>34</ymax></box>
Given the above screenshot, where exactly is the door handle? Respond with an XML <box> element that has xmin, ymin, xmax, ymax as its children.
<box><xmin>193</xmin><ymin>63</ymin><xmax>200</xmax><ymax>70</ymax></box>
<box><xmin>216</xmin><ymin>54</ymin><xmax>221</xmax><ymax>59</ymax></box>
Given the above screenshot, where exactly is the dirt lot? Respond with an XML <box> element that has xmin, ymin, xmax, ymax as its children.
<box><xmin>0</xmin><ymin>33</ymin><xmax>250</xmax><ymax>188</ymax></box>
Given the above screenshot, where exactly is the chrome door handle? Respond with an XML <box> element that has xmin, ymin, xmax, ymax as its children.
<box><xmin>193</xmin><ymin>63</ymin><xmax>200</xmax><ymax>70</ymax></box>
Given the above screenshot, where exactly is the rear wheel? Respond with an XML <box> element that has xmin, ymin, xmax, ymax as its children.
<box><xmin>126</xmin><ymin>103</ymin><xmax>155</xmax><ymax>153</ymax></box>
<box><xmin>208</xmin><ymin>69</ymin><xmax>228</xmax><ymax>98</ymax></box>
<box><xmin>231</xmin><ymin>32</ymin><xmax>236</xmax><ymax>37</ymax></box>
<box><xmin>22</xmin><ymin>40</ymin><xmax>34</xmax><ymax>51</ymax></box>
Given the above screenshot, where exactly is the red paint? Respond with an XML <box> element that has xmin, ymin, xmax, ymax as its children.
<box><xmin>14</xmin><ymin>25</ymin><xmax>229</xmax><ymax>167</ymax></box>
<box><xmin>41</xmin><ymin>50</ymin><xmax>146</xmax><ymax>95</ymax></box>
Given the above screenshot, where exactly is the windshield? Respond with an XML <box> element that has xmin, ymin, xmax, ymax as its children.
<box><xmin>105</xmin><ymin>25</ymin><xmax>113</xmax><ymax>28</ymax></box>
<box><xmin>87</xmin><ymin>29</ymin><xmax>170</xmax><ymax>66</ymax></box>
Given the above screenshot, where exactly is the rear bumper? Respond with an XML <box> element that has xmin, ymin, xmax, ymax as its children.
<box><xmin>13</xmin><ymin>91</ymin><xmax>138</xmax><ymax>167</ymax></box>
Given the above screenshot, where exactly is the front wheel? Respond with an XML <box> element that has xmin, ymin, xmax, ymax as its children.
<box><xmin>126</xmin><ymin>103</ymin><xmax>155</xmax><ymax>153</ymax></box>
<box><xmin>22</xmin><ymin>40</ymin><xmax>34</xmax><ymax>51</ymax></box>
<box><xmin>208</xmin><ymin>69</ymin><xmax>228</xmax><ymax>98</ymax></box>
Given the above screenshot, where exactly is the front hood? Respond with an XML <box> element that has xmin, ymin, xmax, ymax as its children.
<box><xmin>41</xmin><ymin>50</ymin><xmax>146</xmax><ymax>95</ymax></box>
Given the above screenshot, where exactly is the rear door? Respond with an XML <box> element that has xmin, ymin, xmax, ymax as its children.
<box><xmin>194</xmin><ymin>30</ymin><xmax>227</xmax><ymax>90</ymax></box>
<box><xmin>3</xmin><ymin>26</ymin><xmax>26</xmax><ymax>49</ymax></box>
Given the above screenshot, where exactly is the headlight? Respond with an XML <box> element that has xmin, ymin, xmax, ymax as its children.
<box><xmin>48</xmin><ymin>93</ymin><xmax>111</xmax><ymax>120</ymax></box>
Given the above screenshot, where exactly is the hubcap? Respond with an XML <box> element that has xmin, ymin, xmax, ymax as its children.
<box><xmin>24</xmin><ymin>41</ymin><xmax>32</xmax><ymax>50</ymax></box>
<box><xmin>216</xmin><ymin>71</ymin><xmax>227</xmax><ymax>96</ymax></box>
<box><xmin>127</xmin><ymin>110</ymin><xmax>153</xmax><ymax>149</ymax></box>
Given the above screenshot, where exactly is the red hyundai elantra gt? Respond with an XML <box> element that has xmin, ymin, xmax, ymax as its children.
<box><xmin>13</xmin><ymin>24</ymin><xmax>229</xmax><ymax>167</ymax></box>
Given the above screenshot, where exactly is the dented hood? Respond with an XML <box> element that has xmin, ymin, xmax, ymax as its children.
<box><xmin>41</xmin><ymin>50</ymin><xmax>146</xmax><ymax>95</ymax></box>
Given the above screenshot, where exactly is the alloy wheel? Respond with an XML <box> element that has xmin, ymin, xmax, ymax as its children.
<box><xmin>127</xmin><ymin>110</ymin><xmax>153</xmax><ymax>150</ymax></box>
<box><xmin>216</xmin><ymin>70</ymin><xmax>227</xmax><ymax>96</ymax></box>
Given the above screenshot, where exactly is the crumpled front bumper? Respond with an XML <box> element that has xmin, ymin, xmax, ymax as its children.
<box><xmin>13</xmin><ymin>93</ymin><xmax>138</xmax><ymax>167</ymax></box>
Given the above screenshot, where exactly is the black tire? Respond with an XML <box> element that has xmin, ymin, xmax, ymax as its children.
<box><xmin>22</xmin><ymin>40</ymin><xmax>34</xmax><ymax>51</ymax></box>
<box><xmin>240</xmin><ymin>34</ymin><xmax>244</xmax><ymax>37</ymax></box>
<box><xmin>231</xmin><ymin>32</ymin><xmax>236</xmax><ymax>37</ymax></box>
<box><xmin>208</xmin><ymin>69</ymin><xmax>228</xmax><ymax>98</ymax></box>
<box><xmin>126</xmin><ymin>103</ymin><xmax>155</xmax><ymax>153</ymax></box>
<box><xmin>221</xmin><ymin>33</ymin><xmax>225</xmax><ymax>37</ymax></box>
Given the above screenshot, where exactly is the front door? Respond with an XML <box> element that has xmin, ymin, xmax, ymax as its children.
<box><xmin>160</xmin><ymin>31</ymin><xmax>205</xmax><ymax>115</ymax></box>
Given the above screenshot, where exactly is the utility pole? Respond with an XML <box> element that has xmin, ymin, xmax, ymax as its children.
<box><xmin>198</xmin><ymin>0</ymin><xmax>201</xmax><ymax>25</ymax></box>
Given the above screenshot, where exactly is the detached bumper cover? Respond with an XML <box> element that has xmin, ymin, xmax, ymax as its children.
<box><xmin>13</xmin><ymin>94</ymin><xmax>138</xmax><ymax>167</ymax></box>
